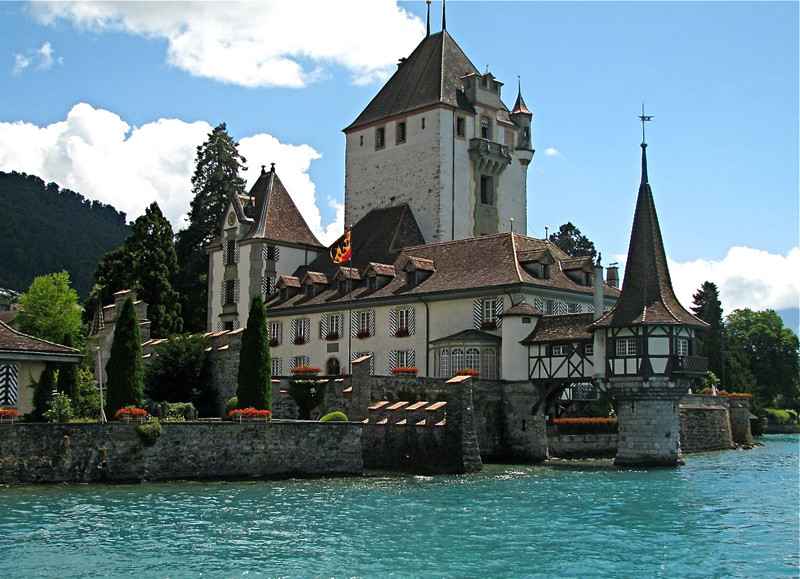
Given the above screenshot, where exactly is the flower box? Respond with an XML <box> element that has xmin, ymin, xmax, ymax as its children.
<box><xmin>0</xmin><ymin>408</ymin><xmax>20</xmax><ymax>423</ymax></box>
<box><xmin>480</xmin><ymin>321</ymin><xmax>497</xmax><ymax>331</ymax></box>
<box><xmin>394</xmin><ymin>329</ymin><xmax>410</xmax><ymax>338</ymax></box>
<box><xmin>455</xmin><ymin>369</ymin><xmax>481</xmax><ymax>377</ymax></box>
<box><xmin>356</xmin><ymin>331</ymin><xmax>371</xmax><ymax>340</ymax></box>
<box><xmin>115</xmin><ymin>406</ymin><xmax>148</xmax><ymax>423</ymax></box>
<box><xmin>293</xmin><ymin>336</ymin><xmax>307</xmax><ymax>345</ymax></box>
<box><xmin>391</xmin><ymin>366</ymin><xmax>419</xmax><ymax>376</ymax></box>
<box><xmin>325</xmin><ymin>331</ymin><xmax>340</xmax><ymax>341</ymax></box>
<box><xmin>229</xmin><ymin>408</ymin><xmax>272</xmax><ymax>422</ymax></box>
<box><xmin>269</xmin><ymin>338</ymin><xmax>280</xmax><ymax>348</ymax></box>
<box><xmin>291</xmin><ymin>366</ymin><xmax>322</xmax><ymax>376</ymax></box>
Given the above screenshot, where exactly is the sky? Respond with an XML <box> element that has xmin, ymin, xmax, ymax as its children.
<box><xmin>0</xmin><ymin>0</ymin><xmax>798</xmax><ymax>330</ymax></box>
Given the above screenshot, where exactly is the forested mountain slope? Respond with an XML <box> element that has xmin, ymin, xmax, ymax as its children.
<box><xmin>0</xmin><ymin>171</ymin><xmax>130</xmax><ymax>299</ymax></box>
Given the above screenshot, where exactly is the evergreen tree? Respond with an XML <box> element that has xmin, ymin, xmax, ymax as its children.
<box><xmin>691</xmin><ymin>281</ymin><xmax>725</xmax><ymax>381</ymax></box>
<box><xmin>127</xmin><ymin>202</ymin><xmax>182</xmax><ymax>337</ymax></box>
<box><xmin>105</xmin><ymin>296</ymin><xmax>144</xmax><ymax>414</ymax></box>
<box><xmin>17</xmin><ymin>271</ymin><xmax>83</xmax><ymax>347</ymax></box>
<box><xmin>237</xmin><ymin>294</ymin><xmax>271</xmax><ymax>410</ymax></box>
<box><xmin>56</xmin><ymin>333</ymin><xmax>80</xmax><ymax>401</ymax></box>
<box><xmin>31</xmin><ymin>363</ymin><xmax>57</xmax><ymax>421</ymax></box>
<box><xmin>175</xmin><ymin>124</ymin><xmax>247</xmax><ymax>333</ymax></box>
<box><xmin>549</xmin><ymin>222</ymin><xmax>597</xmax><ymax>259</ymax></box>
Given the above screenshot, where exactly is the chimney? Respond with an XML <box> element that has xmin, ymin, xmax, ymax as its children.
<box><xmin>593</xmin><ymin>260</ymin><xmax>604</xmax><ymax>321</ymax></box>
<box><xmin>606</xmin><ymin>263</ymin><xmax>620</xmax><ymax>289</ymax></box>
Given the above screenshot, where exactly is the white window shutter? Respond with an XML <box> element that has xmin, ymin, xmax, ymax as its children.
<box><xmin>320</xmin><ymin>314</ymin><xmax>329</xmax><ymax>339</ymax></box>
<box><xmin>220</xmin><ymin>280</ymin><xmax>227</xmax><ymax>306</ymax></box>
<box><xmin>408</xmin><ymin>350</ymin><xmax>415</xmax><ymax>367</ymax></box>
<box><xmin>0</xmin><ymin>364</ymin><xmax>19</xmax><ymax>405</ymax></box>
<box><xmin>495</xmin><ymin>297</ymin><xmax>504</xmax><ymax>327</ymax></box>
<box><xmin>473</xmin><ymin>299</ymin><xmax>482</xmax><ymax>329</ymax></box>
<box><xmin>369</xmin><ymin>310</ymin><xmax>375</xmax><ymax>336</ymax></box>
<box><xmin>408</xmin><ymin>308</ymin><xmax>415</xmax><ymax>335</ymax></box>
<box><xmin>389</xmin><ymin>350</ymin><xmax>397</xmax><ymax>370</ymax></box>
<box><xmin>350</xmin><ymin>311</ymin><xmax>358</xmax><ymax>338</ymax></box>
<box><xmin>389</xmin><ymin>309</ymin><xmax>397</xmax><ymax>335</ymax></box>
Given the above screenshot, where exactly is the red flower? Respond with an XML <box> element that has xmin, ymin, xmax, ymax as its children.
<box><xmin>455</xmin><ymin>369</ymin><xmax>481</xmax><ymax>377</ymax></box>
<box><xmin>0</xmin><ymin>408</ymin><xmax>20</xmax><ymax>419</ymax></box>
<box><xmin>229</xmin><ymin>408</ymin><xmax>272</xmax><ymax>420</ymax></box>
<box><xmin>114</xmin><ymin>406</ymin><xmax>148</xmax><ymax>419</ymax></box>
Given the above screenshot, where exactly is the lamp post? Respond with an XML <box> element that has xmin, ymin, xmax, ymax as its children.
<box><xmin>95</xmin><ymin>348</ymin><xmax>107</xmax><ymax>423</ymax></box>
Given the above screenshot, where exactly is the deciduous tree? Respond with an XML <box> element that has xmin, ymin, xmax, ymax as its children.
<box><xmin>17</xmin><ymin>271</ymin><xmax>83</xmax><ymax>347</ymax></box>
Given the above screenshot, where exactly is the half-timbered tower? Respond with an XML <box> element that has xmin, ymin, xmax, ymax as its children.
<box><xmin>591</xmin><ymin>141</ymin><xmax>708</xmax><ymax>466</ymax></box>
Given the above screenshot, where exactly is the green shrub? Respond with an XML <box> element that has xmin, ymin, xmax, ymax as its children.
<box><xmin>43</xmin><ymin>393</ymin><xmax>74</xmax><ymax>423</ymax></box>
<box><xmin>136</xmin><ymin>422</ymin><xmax>163</xmax><ymax>446</ymax></box>
<box><xmin>320</xmin><ymin>412</ymin><xmax>348</xmax><ymax>422</ymax></box>
<box><xmin>764</xmin><ymin>408</ymin><xmax>792</xmax><ymax>423</ymax></box>
<box><xmin>288</xmin><ymin>379</ymin><xmax>327</xmax><ymax>420</ymax></box>
<box><xmin>145</xmin><ymin>400</ymin><xmax>197</xmax><ymax>421</ymax></box>
<box><xmin>226</xmin><ymin>397</ymin><xmax>239</xmax><ymax>416</ymax></box>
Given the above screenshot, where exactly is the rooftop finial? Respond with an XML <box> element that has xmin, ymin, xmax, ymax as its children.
<box><xmin>270</xmin><ymin>162</ymin><xmax>276</xmax><ymax>173</ymax></box>
<box><xmin>638</xmin><ymin>104</ymin><xmax>653</xmax><ymax>185</ymax></box>
<box><xmin>442</xmin><ymin>0</ymin><xmax>446</xmax><ymax>31</ymax></box>
<box><xmin>426</xmin><ymin>0</ymin><xmax>431</xmax><ymax>36</ymax></box>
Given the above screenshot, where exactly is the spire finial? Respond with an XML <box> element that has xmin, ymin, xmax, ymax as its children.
<box><xmin>442</xmin><ymin>0</ymin><xmax>446</xmax><ymax>31</ymax></box>
<box><xmin>426</xmin><ymin>0</ymin><xmax>431</xmax><ymax>36</ymax></box>
<box><xmin>638</xmin><ymin>103</ymin><xmax>653</xmax><ymax>145</ymax></box>
<box><xmin>638</xmin><ymin>105</ymin><xmax>652</xmax><ymax>185</ymax></box>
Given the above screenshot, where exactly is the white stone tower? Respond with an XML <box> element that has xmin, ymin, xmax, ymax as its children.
<box><xmin>343</xmin><ymin>11</ymin><xmax>534</xmax><ymax>244</ymax></box>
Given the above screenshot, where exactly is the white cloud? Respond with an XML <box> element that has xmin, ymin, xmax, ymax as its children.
<box><xmin>11</xmin><ymin>41</ymin><xmax>61</xmax><ymax>75</ymax></box>
<box><xmin>543</xmin><ymin>147</ymin><xmax>562</xmax><ymax>157</ymax></box>
<box><xmin>30</xmin><ymin>1</ymin><xmax>425</xmax><ymax>88</ymax></box>
<box><xmin>0</xmin><ymin>103</ymin><xmax>337</xmax><ymax>243</ymax></box>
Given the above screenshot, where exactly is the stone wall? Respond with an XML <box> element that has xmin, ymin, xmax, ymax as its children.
<box><xmin>548</xmin><ymin>434</ymin><xmax>618</xmax><ymax>459</ymax></box>
<box><xmin>0</xmin><ymin>421</ymin><xmax>362</xmax><ymax>485</ymax></box>
<box><xmin>679</xmin><ymin>394</ymin><xmax>734</xmax><ymax>453</ymax></box>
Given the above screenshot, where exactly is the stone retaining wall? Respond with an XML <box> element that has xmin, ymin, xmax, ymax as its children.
<box><xmin>0</xmin><ymin>421</ymin><xmax>362</xmax><ymax>485</ymax></box>
<box><xmin>548</xmin><ymin>434</ymin><xmax>617</xmax><ymax>459</ymax></box>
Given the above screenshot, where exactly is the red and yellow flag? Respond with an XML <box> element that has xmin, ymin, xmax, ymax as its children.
<box><xmin>330</xmin><ymin>230</ymin><xmax>351</xmax><ymax>263</ymax></box>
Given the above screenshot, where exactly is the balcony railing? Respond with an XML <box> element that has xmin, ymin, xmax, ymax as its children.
<box><xmin>468</xmin><ymin>138</ymin><xmax>511</xmax><ymax>174</ymax></box>
<box><xmin>673</xmin><ymin>355</ymin><xmax>708</xmax><ymax>375</ymax></box>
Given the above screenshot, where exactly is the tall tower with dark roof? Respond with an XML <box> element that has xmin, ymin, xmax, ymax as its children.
<box><xmin>343</xmin><ymin>19</ymin><xmax>534</xmax><ymax>244</ymax></box>
<box><xmin>592</xmin><ymin>138</ymin><xmax>708</xmax><ymax>466</ymax></box>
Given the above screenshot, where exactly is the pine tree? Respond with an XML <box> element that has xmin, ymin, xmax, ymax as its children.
<box><xmin>549</xmin><ymin>222</ymin><xmax>597</xmax><ymax>259</ymax></box>
<box><xmin>237</xmin><ymin>294</ymin><xmax>271</xmax><ymax>410</ymax></box>
<box><xmin>175</xmin><ymin>123</ymin><xmax>247</xmax><ymax>333</ymax></box>
<box><xmin>691</xmin><ymin>281</ymin><xmax>725</xmax><ymax>381</ymax></box>
<box><xmin>105</xmin><ymin>296</ymin><xmax>144</xmax><ymax>414</ymax></box>
<box><xmin>127</xmin><ymin>202</ymin><xmax>182</xmax><ymax>337</ymax></box>
<box><xmin>31</xmin><ymin>363</ymin><xmax>57</xmax><ymax>421</ymax></box>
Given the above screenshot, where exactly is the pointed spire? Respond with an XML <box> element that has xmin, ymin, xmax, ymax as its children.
<box><xmin>426</xmin><ymin>0</ymin><xmax>431</xmax><ymax>36</ymax></box>
<box><xmin>511</xmin><ymin>77</ymin><xmax>532</xmax><ymax>115</ymax></box>
<box><xmin>640</xmin><ymin>142</ymin><xmax>649</xmax><ymax>185</ymax></box>
<box><xmin>442</xmin><ymin>0</ymin><xmax>446</xmax><ymax>31</ymax></box>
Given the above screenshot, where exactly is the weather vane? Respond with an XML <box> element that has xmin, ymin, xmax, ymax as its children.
<box><xmin>638</xmin><ymin>103</ymin><xmax>653</xmax><ymax>144</ymax></box>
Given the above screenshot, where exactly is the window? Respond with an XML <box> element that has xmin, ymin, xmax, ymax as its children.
<box><xmin>552</xmin><ymin>345</ymin><xmax>568</xmax><ymax>356</ymax></box>
<box><xmin>305</xmin><ymin>284</ymin><xmax>315</xmax><ymax>298</ymax></box>
<box><xmin>368</xmin><ymin>276</ymin><xmax>378</xmax><ymax>291</ymax></box>
<box><xmin>481</xmin><ymin>348</ymin><xmax>498</xmax><ymax>379</ymax></box>
<box><xmin>269</xmin><ymin>321</ymin><xmax>282</xmax><ymax>345</ymax></box>
<box><xmin>451</xmin><ymin>348</ymin><xmax>464</xmax><ymax>373</ymax></box>
<box><xmin>567</xmin><ymin>303</ymin><xmax>581</xmax><ymax>314</ymax></box>
<box><xmin>392</xmin><ymin>349</ymin><xmax>414</xmax><ymax>369</ymax></box>
<box><xmin>584</xmin><ymin>344</ymin><xmax>594</xmax><ymax>356</ymax></box>
<box><xmin>465</xmin><ymin>348</ymin><xmax>480</xmax><ymax>370</ymax></box>
<box><xmin>376</xmin><ymin>127</ymin><xmax>385</xmax><ymax>149</ymax></box>
<box><xmin>393</xmin><ymin>307</ymin><xmax>414</xmax><ymax>336</ymax></box>
<box><xmin>279</xmin><ymin>287</ymin><xmax>288</xmax><ymax>301</ymax></box>
<box><xmin>456</xmin><ymin>116</ymin><xmax>466</xmax><ymax>137</ymax></box>
<box><xmin>261</xmin><ymin>276</ymin><xmax>275</xmax><ymax>298</ymax></box>
<box><xmin>523</xmin><ymin>126</ymin><xmax>530</xmax><ymax>140</ymax></box>
<box><xmin>421</xmin><ymin>117</ymin><xmax>425</xmax><ymax>130</ymax></box>
<box><xmin>271</xmin><ymin>358</ymin><xmax>283</xmax><ymax>376</ymax></box>
<box><xmin>483</xmin><ymin>299</ymin><xmax>497</xmax><ymax>326</ymax></box>
<box><xmin>291</xmin><ymin>318</ymin><xmax>310</xmax><ymax>344</ymax></box>
<box><xmin>480</xmin><ymin>116</ymin><xmax>492</xmax><ymax>139</ymax></box>
<box><xmin>223</xmin><ymin>321</ymin><xmax>235</xmax><ymax>331</ymax></box>
<box><xmin>616</xmin><ymin>338</ymin><xmax>637</xmax><ymax>357</ymax></box>
<box><xmin>223</xmin><ymin>240</ymin><xmax>239</xmax><ymax>266</ymax></box>
<box><xmin>358</xmin><ymin>311</ymin><xmax>370</xmax><ymax>334</ymax></box>
<box><xmin>396</xmin><ymin>121</ymin><xmax>406</xmax><ymax>143</ymax></box>
<box><xmin>406</xmin><ymin>270</ymin><xmax>416</xmax><ymax>286</ymax></box>
<box><xmin>291</xmin><ymin>356</ymin><xmax>309</xmax><ymax>369</ymax></box>
<box><xmin>439</xmin><ymin>348</ymin><xmax>450</xmax><ymax>377</ymax></box>
<box><xmin>0</xmin><ymin>364</ymin><xmax>19</xmax><ymax>406</ymax></box>
<box><xmin>677</xmin><ymin>338</ymin><xmax>689</xmax><ymax>357</ymax></box>
<box><xmin>338</xmin><ymin>279</ymin><xmax>349</xmax><ymax>295</ymax></box>
<box><xmin>480</xmin><ymin>175</ymin><xmax>494</xmax><ymax>206</ymax></box>
<box><xmin>536</xmin><ymin>298</ymin><xmax>554</xmax><ymax>315</ymax></box>
<box><xmin>322</xmin><ymin>313</ymin><xmax>343</xmax><ymax>340</ymax></box>
<box><xmin>223</xmin><ymin>279</ymin><xmax>238</xmax><ymax>305</ymax></box>
<box><xmin>475</xmin><ymin>297</ymin><xmax>502</xmax><ymax>330</ymax></box>
<box><xmin>263</xmin><ymin>245</ymin><xmax>280</xmax><ymax>261</ymax></box>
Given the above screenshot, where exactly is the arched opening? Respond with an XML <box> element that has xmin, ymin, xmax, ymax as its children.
<box><xmin>326</xmin><ymin>357</ymin><xmax>341</xmax><ymax>375</ymax></box>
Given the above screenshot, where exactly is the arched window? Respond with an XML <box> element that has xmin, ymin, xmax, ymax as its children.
<box><xmin>451</xmin><ymin>348</ymin><xmax>464</xmax><ymax>374</ymax></box>
<box><xmin>326</xmin><ymin>357</ymin><xmax>341</xmax><ymax>375</ymax></box>
<box><xmin>465</xmin><ymin>348</ymin><xmax>480</xmax><ymax>371</ymax></box>
<box><xmin>481</xmin><ymin>348</ymin><xmax>497</xmax><ymax>379</ymax></box>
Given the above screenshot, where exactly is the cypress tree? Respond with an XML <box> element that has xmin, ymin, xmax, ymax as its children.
<box><xmin>105</xmin><ymin>296</ymin><xmax>144</xmax><ymax>414</ymax></box>
<box><xmin>31</xmin><ymin>363</ymin><xmax>57</xmax><ymax>421</ymax></box>
<box><xmin>692</xmin><ymin>281</ymin><xmax>725</xmax><ymax>382</ymax></box>
<box><xmin>237</xmin><ymin>294</ymin><xmax>271</xmax><ymax>410</ymax></box>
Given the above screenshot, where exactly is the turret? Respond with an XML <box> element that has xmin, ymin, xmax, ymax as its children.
<box><xmin>510</xmin><ymin>80</ymin><xmax>534</xmax><ymax>166</ymax></box>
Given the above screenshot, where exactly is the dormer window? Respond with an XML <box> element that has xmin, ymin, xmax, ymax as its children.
<box><xmin>305</xmin><ymin>284</ymin><xmax>315</xmax><ymax>298</ymax></box>
<box><xmin>280</xmin><ymin>288</ymin><xmax>288</xmax><ymax>301</ymax></box>
<box><xmin>406</xmin><ymin>270</ymin><xmax>416</xmax><ymax>287</ymax></box>
<box><xmin>368</xmin><ymin>276</ymin><xmax>377</xmax><ymax>291</ymax></box>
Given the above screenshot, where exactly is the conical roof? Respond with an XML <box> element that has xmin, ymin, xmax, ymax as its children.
<box><xmin>345</xmin><ymin>31</ymin><xmax>479</xmax><ymax>132</ymax></box>
<box><xmin>593</xmin><ymin>144</ymin><xmax>707</xmax><ymax>328</ymax></box>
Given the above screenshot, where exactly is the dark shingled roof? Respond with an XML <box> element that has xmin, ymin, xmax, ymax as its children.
<box><xmin>522</xmin><ymin>313</ymin><xmax>596</xmax><ymax>344</ymax></box>
<box><xmin>0</xmin><ymin>321</ymin><xmax>82</xmax><ymax>361</ymax></box>
<box><xmin>593</xmin><ymin>145</ymin><xmax>707</xmax><ymax>329</ymax></box>
<box><xmin>267</xmin><ymin>231</ymin><xmax>619</xmax><ymax>311</ymax></box>
<box><xmin>241</xmin><ymin>168</ymin><xmax>322</xmax><ymax>247</ymax></box>
<box><xmin>501</xmin><ymin>301</ymin><xmax>543</xmax><ymax>317</ymax></box>
<box><xmin>345</xmin><ymin>31</ymin><xmax>479</xmax><ymax>131</ymax></box>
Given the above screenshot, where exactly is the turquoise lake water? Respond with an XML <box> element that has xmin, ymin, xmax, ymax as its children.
<box><xmin>1</xmin><ymin>434</ymin><xmax>798</xmax><ymax>579</ymax></box>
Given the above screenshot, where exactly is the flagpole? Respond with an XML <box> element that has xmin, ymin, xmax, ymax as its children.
<box><xmin>347</xmin><ymin>229</ymin><xmax>353</xmax><ymax>374</ymax></box>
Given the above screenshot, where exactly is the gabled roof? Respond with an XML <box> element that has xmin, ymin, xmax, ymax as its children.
<box><xmin>0</xmin><ymin>321</ymin><xmax>82</xmax><ymax>363</ymax></box>
<box><xmin>431</xmin><ymin>329</ymin><xmax>502</xmax><ymax>343</ymax></box>
<box><xmin>345</xmin><ymin>31</ymin><xmax>479</xmax><ymax>132</ymax></box>
<box><xmin>501</xmin><ymin>301</ymin><xmax>543</xmax><ymax>317</ymax></box>
<box><xmin>241</xmin><ymin>167</ymin><xmax>322</xmax><ymax>247</ymax></box>
<box><xmin>301</xmin><ymin>272</ymin><xmax>328</xmax><ymax>285</ymax></box>
<box><xmin>522</xmin><ymin>313</ymin><xmax>596</xmax><ymax>344</ymax></box>
<box><xmin>593</xmin><ymin>144</ymin><xmax>707</xmax><ymax>329</ymax></box>
<box><xmin>365</xmin><ymin>263</ymin><xmax>396</xmax><ymax>277</ymax></box>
